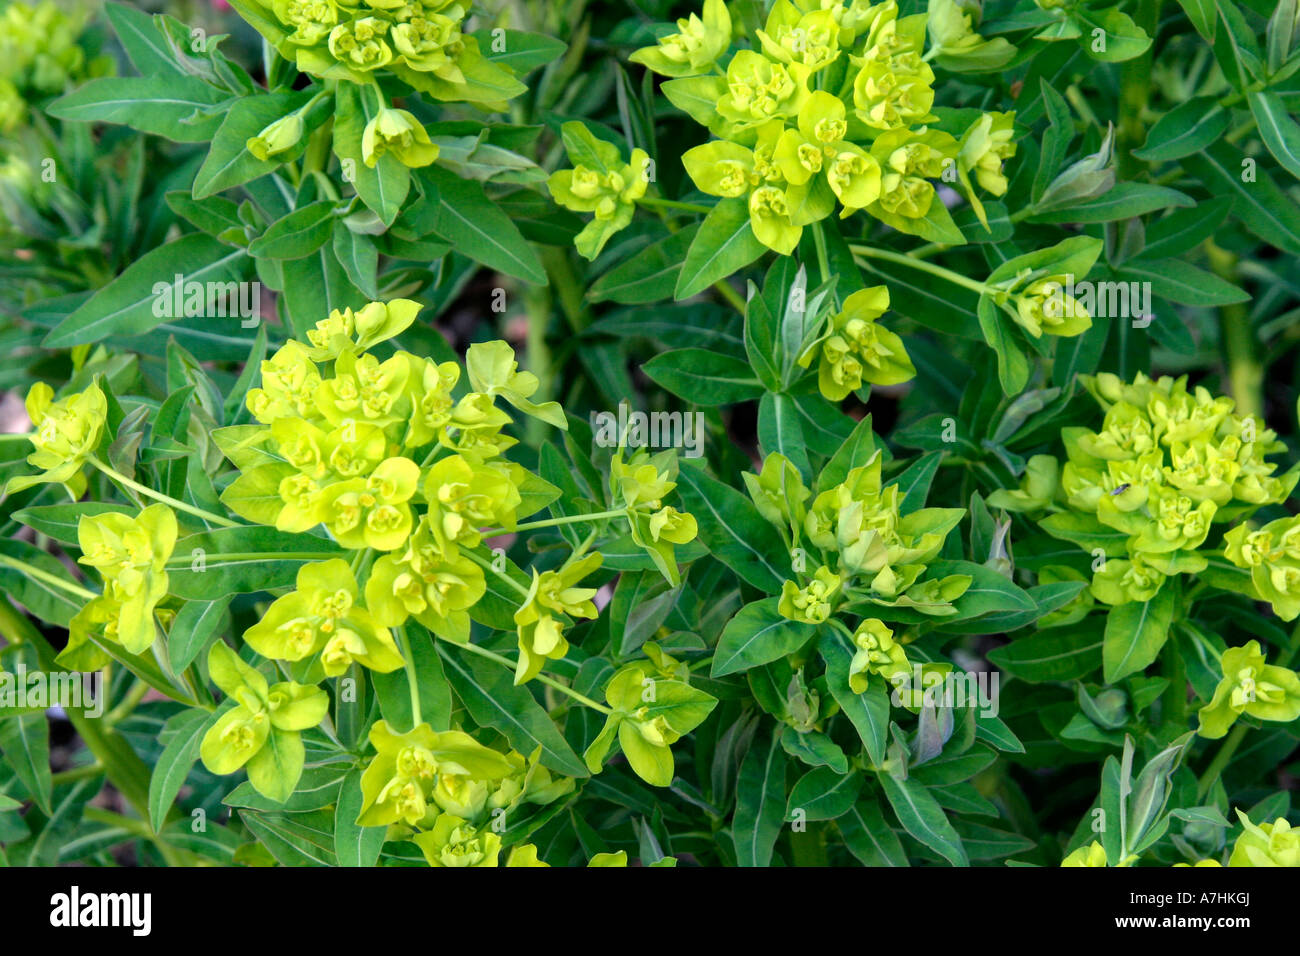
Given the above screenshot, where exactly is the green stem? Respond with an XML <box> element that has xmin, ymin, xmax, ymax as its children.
<box><xmin>637</xmin><ymin>196</ymin><xmax>713</xmax><ymax>215</ymax></box>
<box><xmin>164</xmin><ymin>552</ymin><xmax>339</xmax><ymax>568</ymax></box>
<box><xmin>456</xmin><ymin>639</ymin><xmax>612</xmax><ymax>714</ymax></box>
<box><xmin>481</xmin><ymin>507</ymin><xmax>628</xmax><ymax>538</ymax></box>
<box><xmin>540</xmin><ymin>246</ymin><xmax>590</xmax><ymax>332</ymax></box>
<box><xmin>713</xmin><ymin>279</ymin><xmax>749</xmax><ymax>315</ymax></box>
<box><xmin>1195</xmin><ymin>723</ymin><xmax>1248</xmax><ymax>802</ymax></box>
<box><xmin>395</xmin><ymin>627</ymin><xmax>422</xmax><ymax>727</ymax></box>
<box><xmin>51</xmin><ymin>762</ymin><xmax>104</xmax><ymax>786</ymax></box>
<box><xmin>459</xmin><ymin>547</ymin><xmax>531</xmax><ymax>599</ymax></box>
<box><xmin>850</xmin><ymin>245</ymin><xmax>992</xmax><ymax>295</ymax></box>
<box><xmin>790</xmin><ymin>822</ymin><xmax>830</xmax><ymax>866</ymax></box>
<box><xmin>104</xmin><ymin>679</ymin><xmax>151</xmax><ymax>726</ymax></box>
<box><xmin>1064</xmin><ymin>84</ymin><xmax>1101</xmax><ymax>130</ymax></box>
<box><xmin>1163</xmin><ymin>637</ymin><xmax>1187</xmax><ymax>728</ymax></box>
<box><xmin>567</xmin><ymin>526</ymin><xmax>600</xmax><ymax>564</ymax></box>
<box><xmin>812</xmin><ymin>221</ymin><xmax>836</xmax><ymax>305</ymax></box>
<box><xmin>90</xmin><ymin>457</ymin><xmax>240</xmax><ymax>528</ymax></box>
<box><xmin>523</xmin><ymin>277</ymin><xmax>554</xmax><ymax>448</ymax></box>
<box><xmin>1118</xmin><ymin>0</ymin><xmax>1162</xmax><ymax>181</ymax></box>
<box><xmin>1207</xmin><ymin>244</ymin><xmax>1262</xmax><ymax>419</ymax></box>
<box><xmin>0</xmin><ymin>554</ymin><xmax>96</xmax><ymax>600</ymax></box>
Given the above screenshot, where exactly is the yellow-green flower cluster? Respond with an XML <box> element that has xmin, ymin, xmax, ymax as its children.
<box><xmin>1196</xmin><ymin>640</ymin><xmax>1300</xmax><ymax>740</ymax></box>
<box><xmin>352</xmin><ymin>718</ymin><xmax>573</xmax><ymax>864</ymax></box>
<box><xmin>217</xmin><ymin>298</ymin><xmax>698</xmax><ymax>696</ymax></box>
<box><xmin>5</xmin><ymin>380</ymin><xmax>106</xmax><ymax>498</ymax></box>
<box><xmin>847</xmin><ymin>617</ymin><xmax>909</xmax><ymax>691</ymax></box>
<box><xmin>1066</xmin><ymin>809</ymin><xmax>1300</xmax><ymax>867</ymax></box>
<box><xmin>797</xmin><ymin>285</ymin><xmax>915</xmax><ymax>401</ymax></box>
<box><xmin>1228</xmin><ymin>810</ymin><xmax>1300</xmax><ymax>867</ymax></box>
<box><xmin>239</xmin><ymin>0</ymin><xmax>525</xmax><ymax>108</ymax></box>
<box><xmin>990</xmin><ymin>372</ymin><xmax>1299</xmax><ymax>608</ymax></box>
<box><xmin>639</xmin><ymin>0</ymin><xmax>1017</xmax><ymax>251</ymax></box>
<box><xmin>58</xmin><ymin>504</ymin><xmax>179</xmax><ymax>669</ymax></box>
<box><xmin>584</xmin><ymin>661</ymin><xmax>718</xmax><ymax>787</ymax></box>
<box><xmin>746</xmin><ymin>448</ymin><xmax>968</xmax><ymax>621</ymax></box>
<box><xmin>1225</xmin><ymin>516</ymin><xmax>1300</xmax><ymax>622</ymax></box>
<box><xmin>199</xmin><ymin>641</ymin><xmax>329</xmax><ymax>802</ymax></box>
<box><xmin>0</xmin><ymin>0</ymin><xmax>109</xmax><ymax>132</ymax></box>
<box><xmin>547</xmin><ymin>122</ymin><xmax>650</xmax><ymax>260</ymax></box>
<box><xmin>219</xmin><ymin>298</ymin><xmax>574</xmax><ymax>675</ymax></box>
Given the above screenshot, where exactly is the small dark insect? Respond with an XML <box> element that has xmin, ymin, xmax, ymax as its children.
<box><xmin>1110</xmin><ymin>484</ymin><xmax>1131</xmax><ymax>495</ymax></box>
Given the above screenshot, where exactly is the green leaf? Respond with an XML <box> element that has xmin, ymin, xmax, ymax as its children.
<box><xmin>1115</xmin><ymin>260</ymin><xmax>1249</xmax><ymax>307</ymax></box>
<box><xmin>437</xmin><ymin>644</ymin><xmax>589</xmax><ymax>778</ymax></box>
<box><xmin>1138</xmin><ymin>196</ymin><xmax>1233</xmax><ymax>259</ymax></box>
<box><xmin>47</xmin><ymin>76</ymin><xmax>228</xmax><ymax>142</ymax></box>
<box><xmin>247</xmin><ymin>201</ymin><xmax>337</xmax><ymax>259</ymax></box>
<box><xmin>758</xmin><ymin>392</ymin><xmax>810</xmax><ymax>479</ymax></box>
<box><xmin>675</xmin><ymin>464</ymin><xmax>790</xmax><ymax>592</ymax></box>
<box><xmin>12</xmin><ymin>502</ymin><xmax>133</xmax><ymax>547</ymax></box>
<box><xmin>279</xmin><ymin>244</ymin><xmax>368</xmax><ymax>340</ymax></box>
<box><xmin>419</xmin><ymin>166</ymin><xmax>547</xmax><ymax>285</ymax></box>
<box><xmin>858</xmin><ymin>255</ymin><xmax>981</xmax><ymax>339</ymax></box>
<box><xmin>1212</xmin><ymin>0</ymin><xmax>1266</xmax><ymax>89</ymax></box>
<box><xmin>712</xmin><ymin>598</ymin><xmax>815</xmax><ymax>677</ymax></box>
<box><xmin>733</xmin><ymin>732</ymin><xmax>786</xmax><ymax>867</ymax></box>
<box><xmin>977</xmin><ymin>297</ymin><xmax>1030</xmax><ymax>395</ymax></box>
<box><xmin>987</xmin><ymin>621</ymin><xmax>1104</xmax><ymax>682</ymax></box>
<box><xmin>18</xmin><ymin>778</ymin><xmax>96</xmax><ymax>866</ymax></box>
<box><xmin>0</xmin><ymin>713</ymin><xmax>52</xmax><ymax>814</ymax></box>
<box><xmin>1040</xmin><ymin>511</ymin><xmax>1130</xmax><ymax>553</ymax></box>
<box><xmin>1076</xmin><ymin>7</ymin><xmax>1151</xmax><ymax>62</ymax></box>
<box><xmin>43</xmin><ymin>234</ymin><xmax>250</xmax><ymax>348</ymax></box>
<box><xmin>675</xmin><ymin>197</ymin><xmax>766</xmax><ymax>300</ymax></box>
<box><xmin>1134</xmin><ymin>98</ymin><xmax>1228</xmax><ymax>162</ymax></box>
<box><xmin>1103</xmin><ymin>584</ymin><xmax>1176</xmax><ymax>683</ymax></box>
<box><xmin>332</xmin><ymin>226</ymin><xmax>380</xmax><ymax>299</ymax></box>
<box><xmin>222</xmin><ymin>765</ymin><xmax>347</xmax><ymax>812</ymax></box>
<box><xmin>1176</xmin><ymin>0</ymin><xmax>1216</xmax><ymax>43</ymax></box>
<box><xmin>954</xmin><ymin>820</ymin><xmax>1038</xmax><ymax>860</ymax></box>
<box><xmin>1182</xmin><ymin>143</ymin><xmax>1300</xmax><ymax>254</ymax></box>
<box><xmin>610</xmin><ymin>572</ymin><xmax>682</xmax><ymax>657</ymax></box>
<box><xmin>105</xmin><ymin>1</ymin><xmax>188</xmax><ymax>75</ymax></box>
<box><xmin>148</xmin><ymin>707</ymin><xmax>218</xmax><ymax>831</ymax></box>
<box><xmin>335</xmin><ymin>768</ymin><xmax>386</xmax><ymax>867</ymax></box>
<box><xmin>239</xmin><ymin>809</ymin><xmax>338</xmax><ymax>866</ymax></box>
<box><xmin>819</xmin><ymin>414</ymin><xmax>878</xmax><ymax>493</ymax></box>
<box><xmin>642</xmin><ymin>349</ymin><xmax>763</xmax><ymax>406</ymax></box>
<box><xmin>1027</xmin><ymin>183</ymin><xmax>1194</xmax><ymax>223</ymax></box>
<box><xmin>372</xmin><ymin>626</ymin><xmax>453</xmax><ymax>733</ymax></box>
<box><xmin>470</xmin><ymin>28</ymin><xmax>567</xmax><ymax>73</ymax></box>
<box><xmin>333</xmin><ymin>83</ymin><xmax>409</xmax><ymax>227</ymax></box>
<box><xmin>744</xmin><ymin>285</ymin><xmax>782</xmax><ymax>391</ymax></box>
<box><xmin>165</xmin><ymin>191</ymin><xmax>246</xmax><ymax>239</ymax></box>
<box><xmin>589</xmin><ymin>227</ymin><xmax>697</xmax><ymax>304</ymax></box>
<box><xmin>890</xmin><ymin>450</ymin><xmax>944</xmax><ymax>514</ymax></box>
<box><xmin>821</xmin><ymin>636</ymin><xmax>888</xmax><ymax>766</ymax></box>
<box><xmin>839</xmin><ymin>796</ymin><xmax>908</xmax><ymax>865</ymax></box>
<box><xmin>1248</xmin><ymin>91</ymin><xmax>1300</xmax><ymax>182</ymax></box>
<box><xmin>167</xmin><ymin>527</ymin><xmax>343</xmax><ymax>600</ymax></box>
<box><xmin>193</xmin><ymin>92</ymin><xmax>312</xmax><ymax>199</ymax></box>
<box><xmin>168</xmin><ymin>596</ymin><xmax>231</xmax><ymax>673</ymax></box>
<box><xmin>926</xmin><ymin>559</ymin><xmax>1037</xmax><ymax>616</ymax></box>
<box><xmin>878</xmin><ymin>772</ymin><xmax>968</xmax><ymax>866</ymax></box>
<box><xmin>785</xmin><ymin>767</ymin><xmax>862</xmax><ymax>822</ymax></box>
